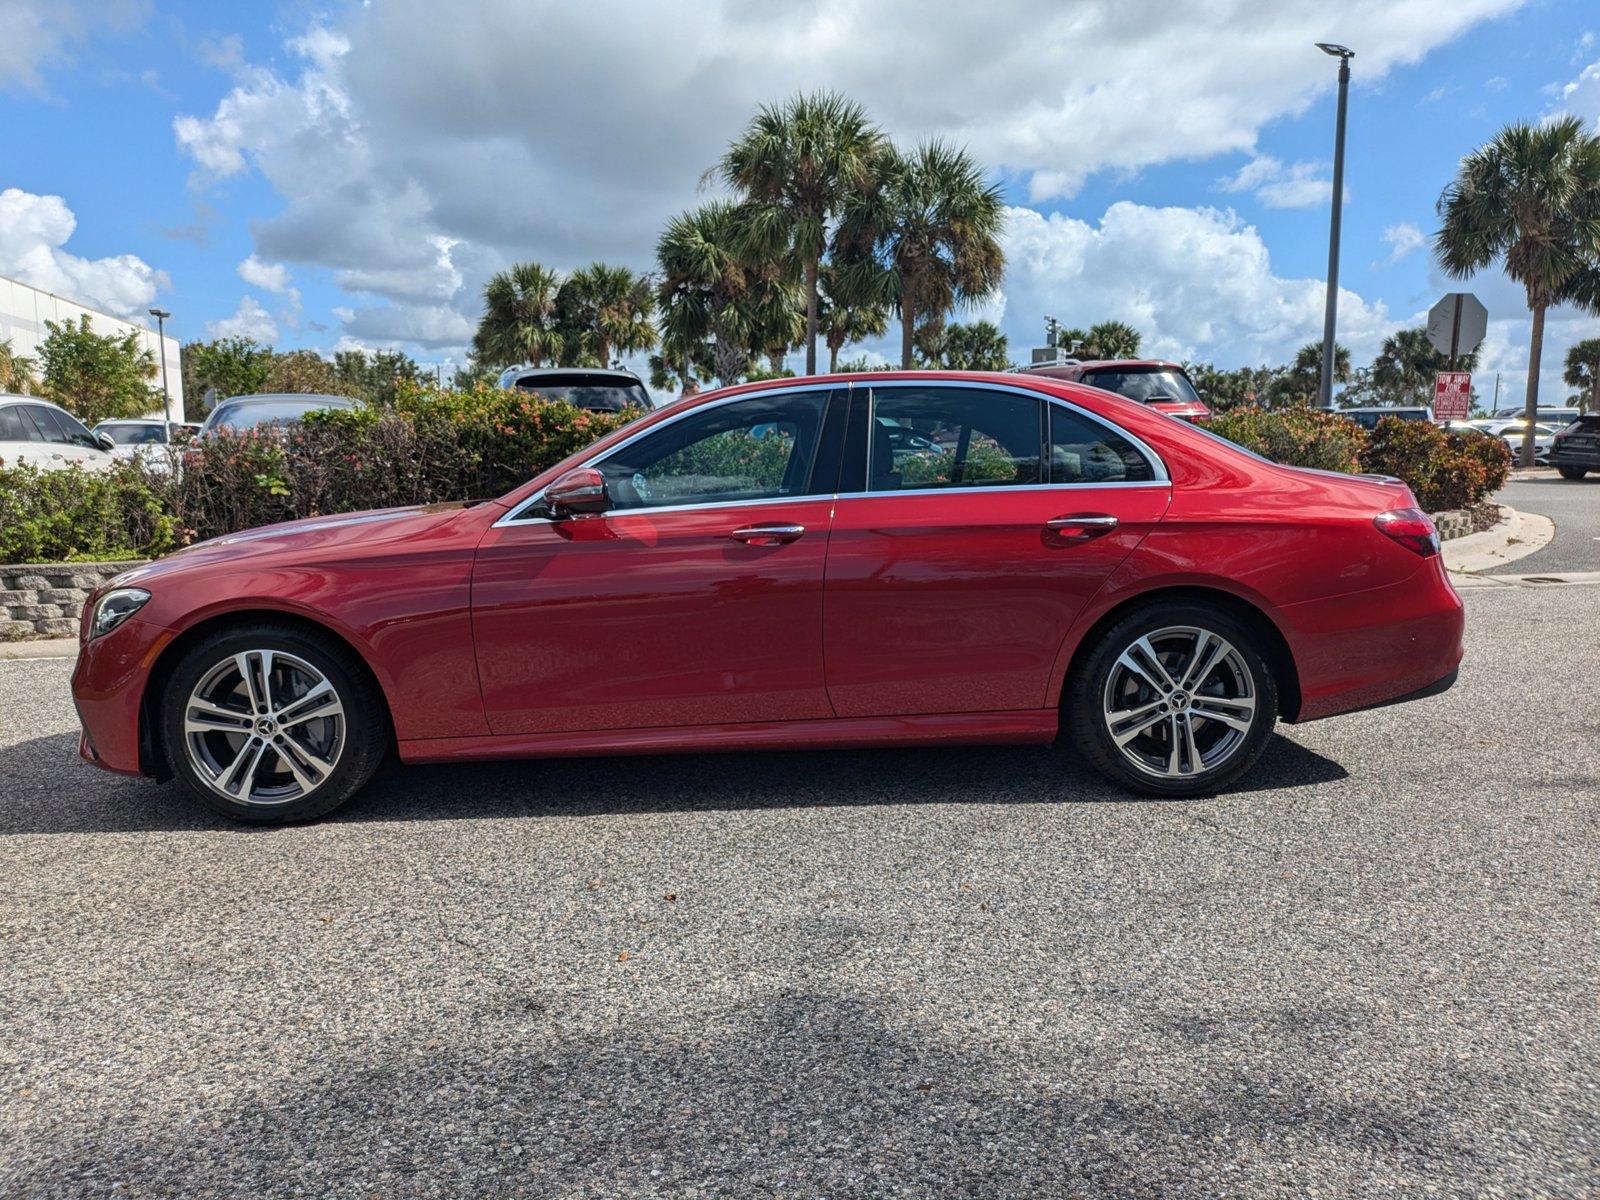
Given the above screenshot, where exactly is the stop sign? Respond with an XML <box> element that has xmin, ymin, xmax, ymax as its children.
<box><xmin>1427</xmin><ymin>294</ymin><xmax>1488</xmax><ymax>359</ymax></box>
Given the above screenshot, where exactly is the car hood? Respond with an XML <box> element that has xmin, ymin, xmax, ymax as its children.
<box><xmin>112</xmin><ymin>501</ymin><xmax>496</xmax><ymax>586</ymax></box>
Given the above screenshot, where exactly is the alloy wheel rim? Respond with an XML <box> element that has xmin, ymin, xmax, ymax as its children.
<box><xmin>183</xmin><ymin>650</ymin><xmax>345</xmax><ymax>806</ymax></box>
<box><xmin>1102</xmin><ymin>625</ymin><xmax>1256</xmax><ymax>780</ymax></box>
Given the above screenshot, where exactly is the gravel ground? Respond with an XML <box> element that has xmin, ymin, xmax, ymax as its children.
<box><xmin>1</xmin><ymin>584</ymin><xmax>1597</xmax><ymax>1198</ymax></box>
<box><xmin>1493</xmin><ymin>476</ymin><xmax>1600</xmax><ymax>574</ymax></box>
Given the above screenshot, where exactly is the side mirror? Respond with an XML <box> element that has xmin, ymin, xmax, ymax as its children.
<box><xmin>545</xmin><ymin>466</ymin><xmax>611</xmax><ymax>517</ymax></box>
<box><xmin>95</xmin><ymin>432</ymin><xmax>116</xmax><ymax>452</ymax></box>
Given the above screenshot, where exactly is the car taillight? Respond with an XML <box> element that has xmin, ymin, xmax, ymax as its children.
<box><xmin>1374</xmin><ymin>507</ymin><xmax>1440</xmax><ymax>557</ymax></box>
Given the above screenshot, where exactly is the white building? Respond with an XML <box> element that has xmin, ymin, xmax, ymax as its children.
<box><xmin>0</xmin><ymin>272</ymin><xmax>185</xmax><ymax>421</ymax></box>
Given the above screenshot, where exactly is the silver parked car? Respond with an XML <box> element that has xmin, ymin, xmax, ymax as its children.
<box><xmin>496</xmin><ymin>367</ymin><xmax>654</xmax><ymax>414</ymax></box>
<box><xmin>199</xmin><ymin>394</ymin><xmax>359</xmax><ymax>438</ymax></box>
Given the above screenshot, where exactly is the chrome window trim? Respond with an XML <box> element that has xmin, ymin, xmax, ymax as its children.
<box><xmin>493</xmin><ymin>377</ymin><xmax>1169</xmax><ymax>528</ymax></box>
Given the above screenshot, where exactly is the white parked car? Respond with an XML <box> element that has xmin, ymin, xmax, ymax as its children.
<box><xmin>1481</xmin><ymin>420</ymin><xmax>1560</xmax><ymax>464</ymax></box>
<box><xmin>92</xmin><ymin>418</ymin><xmax>184</xmax><ymax>473</ymax></box>
<box><xmin>0</xmin><ymin>395</ymin><xmax>117</xmax><ymax>473</ymax></box>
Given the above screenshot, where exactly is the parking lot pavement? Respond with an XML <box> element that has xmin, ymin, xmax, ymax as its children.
<box><xmin>1494</xmin><ymin>476</ymin><xmax>1600</xmax><ymax>575</ymax></box>
<box><xmin>1</xmin><ymin>586</ymin><xmax>1596</xmax><ymax>1199</ymax></box>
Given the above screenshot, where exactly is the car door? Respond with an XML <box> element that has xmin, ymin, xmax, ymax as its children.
<box><xmin>22</xmin><ymin>404</ymin><xmax>105</xmax><ymax>470</ymax></box>
<box><xmin>822</xmin><ymin>382</ymin><xmax>1171</xmax><ymax>718</ymax></box>
<box><xmin>471</xmin><ymin>387</ymin><xmax>846</xmax><ymax>736</ymax></box>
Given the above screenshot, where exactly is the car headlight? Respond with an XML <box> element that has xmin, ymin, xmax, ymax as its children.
<box><xmin>90</xmin><ymin>588</ymin><xmax>151</xmax><ymax>640</ymax></box>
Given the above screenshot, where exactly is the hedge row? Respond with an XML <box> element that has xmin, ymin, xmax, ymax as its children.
<box><xmin>0</xmin><ymin>392</ymin><xmax>1511</xmax><ymax>564</ymax></box>
<box><xmin>1208</xmin><ymin>407</ymin><xmax>1511</xmax><ymax>511</ymax></box>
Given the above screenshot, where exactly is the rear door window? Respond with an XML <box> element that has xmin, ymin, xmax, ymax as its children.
<box><xmin>0</xmin><ymin>405</ymin><xmax>31</xmax><ymax>442</ymax></box>
<box><xmin>1049</xmin><ymin>407</ymin><xmax>1158</xmax><ymax>483</ymax></box>
<box><xmin>865</xmin><ymin>387</ymin><xmax>1043</xmax><ymax>491</ymax></box>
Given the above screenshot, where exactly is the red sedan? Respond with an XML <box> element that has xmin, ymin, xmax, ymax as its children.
<box><xmin>72</xmin><ymin>372</ymin><xmax>1463</xmax><ymax>823</ymax></box>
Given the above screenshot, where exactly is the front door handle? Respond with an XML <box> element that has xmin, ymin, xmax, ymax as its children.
<box><xmin>1046</xmin><ymin>513</ymin><xmax>1119</xmax><ymax>539</ymax></box>
<box><xmin>731</xmin><ymin>523</ymin><xmax>806</xmax><ymax>546</ymax></box>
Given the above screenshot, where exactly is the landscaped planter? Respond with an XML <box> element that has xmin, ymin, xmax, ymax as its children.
<box><xmin>1430</xmin><ymin>502</ymin><xmax>1502</xmax><ymax>542</ymax></box>
<box><xmin>0</xmin><ymin>561</ymin><xmax>147</xmax><ymax>641</ymax></box>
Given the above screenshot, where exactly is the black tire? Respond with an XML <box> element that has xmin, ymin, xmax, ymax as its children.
<box><xmin>1067</xmin><ymin>600</ymin><xmax>1278</xmax><ymax>797</ymax></box>
<box><xmin>1557</xmin><ymin>465</ymin><xmax>1588</xmax><ymax>480</ymax></box>
<box><xmin>158</xmin><ymin>621</ymin><xmax>390</xmax><ymax>824</ymax></box>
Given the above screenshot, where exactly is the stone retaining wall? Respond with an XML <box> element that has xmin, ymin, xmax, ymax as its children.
<box><xmin>1</xmin><ymin>561</ymin><xmax>147</xmax><ymax>641</ymax></box>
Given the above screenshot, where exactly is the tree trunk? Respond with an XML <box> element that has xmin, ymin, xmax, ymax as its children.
<box><xmin>1591</xmin><ymin>366</ymin><xmax>1599</xmax><ymax>415</ymax></box>
<box><xmin>829</xmin><ymin>340</ymin><xmax>839</xmax><ymax>373</ymax></box>
<box><xmin>1521</xmin><ymin>303</ymin><xmax>1545</xmax><ymax>468</ymax></box>
<box><xmin>804</xmin><ymin>259</ymin><xmax>819</xmax><ymax>377</ymax></box>
<box><xmin>598</xmin><ymin>334</ymin><xmax>611</xmax><ymax>369</ymax></box>
<box><xmin>900</xmin><ymin>291</ymin><xmax>915</xmax><ymax>370</ymax></box>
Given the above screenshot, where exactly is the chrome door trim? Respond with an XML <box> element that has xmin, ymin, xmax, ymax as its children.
<box><xmin>493</xmin><ymin>376</ymin><xmax>1171</xmax><ymax>528</ymax></box>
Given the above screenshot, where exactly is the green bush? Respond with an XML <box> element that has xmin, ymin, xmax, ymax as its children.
<box><xmin>161</xmin><ymin>383</ymin><xmax>634</xmax><ymax>545</ymax></box>
<box><xmin>1358</xmin><ymin>417</ymin><xmax>1506</xmax><ymax>511</ymax></box>
<box><xmin>1206</xmin><ymin>405</ymin><xmax>1365</xmax><ymax>473</ymax></box>
<box><xmin>0</xmin><ymin>462</ymin><xmax>178</xmax><ymax>563</ymax></box>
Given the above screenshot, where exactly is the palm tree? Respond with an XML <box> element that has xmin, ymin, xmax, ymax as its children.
<box><xmin>1289</xmin><ymin>341</ymin><xmax>1351</xmax><ymax>400</ymax></box>
<box><xmin>557</xmin><ymin>263</ymin><xmax>658</xmax><ymax>368</ymax></box>
<box><xmin>1565</xmin><ymin>338</ymin><xmax>1600</xmax><ymax>413</ymax></box>
<box><xmin>657</xmin><ymin>201</ymin><xmax>801</xmax><ymax>386</ymax></box>
<box><xmin>1435</xmin><ymin>116</ymin><xmax>1600</xmax><ymax>464</ymax></box>
<box><xmin>1082</xmin><ymin>320</ymin><xmax>1142</xmax><ymax>360</ymax></box>
<box><xmin>0</xmin><ymin>339</ymin><xmax>37</xmax><ymax>394</ymax></box>
<box><xmin>473</xmin><ymin>263</ymin><xmax>565</xmax><ymax>369</ymax></box>
<box><xmin>916</xmin><ymin>320</ymin><xmax>1010</xmax><ymax>370</ymax></box>
<box><xmin>835</xmin><ymin>140</ymin><xmax>1005</xmax><ymax>369</ymax></box>
<box><xmin>718</xmin><ymin>92</ymin><xmax>886</xmax><ymax>376</ymax></box>
<box><xmin>819</xmin><ymin>265</ymin><xmax>890</xmax><ymax>372</ymax></box>
<box><xmin>1370</xmin><ymin>327</ymin><xmax>1479</xmax><ymax>406</ymax></box>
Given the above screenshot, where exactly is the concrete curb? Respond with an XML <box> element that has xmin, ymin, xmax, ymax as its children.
<box><xmin>0</xmin><ymin>637</ymin><xmax>78</xmax><ymax>661</ymax></box>
<box><xmin>1443</xmin><ymin>505</ymin><xmax>1555</xmax><ymax>576</ymax></box>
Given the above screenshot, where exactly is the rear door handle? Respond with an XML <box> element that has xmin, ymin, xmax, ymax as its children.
<box><xmin>1046</xmin><ymin>513</ymin><xmax>1119</xmax><ymax>539</ymax></box>
<box><xmin>731</xmin><ymin>523</ymin><xmax>806</xmax><ymax>546</ymax></box>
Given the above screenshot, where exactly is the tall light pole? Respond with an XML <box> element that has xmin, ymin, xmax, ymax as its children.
<box><xmin>148</xmin><ymin>307</ymin><xmax>173</xmax><ymax>426</ymax></box>
<box><xmin>1316</xmin><ymin>42</ymin><xmax>1353</xmax><ymax>409</ymax></box>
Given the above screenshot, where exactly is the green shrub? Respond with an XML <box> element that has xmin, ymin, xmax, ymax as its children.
<box><xmin>0</xmin><ymin>462</ymin><xmax>178</xmax><ymax>563</ymax></box>
<box><xmin>161</xmin><ymin>383</ymin><xmax>634</xmax><ymax>545</ymax></box>
<box><xmin>1358</xmin><ymin>418</ymin><xmax>1504</xmax><ymax>511</ymax></box>
<box><xmin>1206</xmin><ymin>405</ymin><xmax>1364</xmax><ymax>473</ymax></box>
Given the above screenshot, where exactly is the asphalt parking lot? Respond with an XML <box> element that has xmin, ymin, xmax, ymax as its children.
<box><xmin>1494</xmin><ymin>475</ymin><xmax>1599</xmax><ymax>574</ymax></box>
<box><xmin>2</xmin><ymin>583</ymin><xmax>1597</xmax><ymax>1198</ymax></box>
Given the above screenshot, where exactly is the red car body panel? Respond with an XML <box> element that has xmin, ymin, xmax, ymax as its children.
<box><xmin>71</xmin><ymin>370</ymin><xmax>1463</xmax><ymax>780</ymax></box>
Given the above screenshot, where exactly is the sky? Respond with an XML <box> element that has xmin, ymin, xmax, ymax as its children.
<box><xmin>1</xmin><ymin>0</ymin><xmax>1598</xmax><ymax>406</ymax></box>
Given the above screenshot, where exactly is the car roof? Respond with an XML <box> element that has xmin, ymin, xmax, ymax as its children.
<box><xmin>500</xmin><ymin>367</ymin><xmax>646</xmax><ymax>382</ymax></box>
<box><xmin>1026</xmin><ymin>359</ymin><xmax>1186</xmax><ymax>375</ymax></box>
<box><xmin>216</xmin><ymin>393</ymin><xmax>357</xmax><ymax>405</ymax></box>
<box><xmin>95</xmin><ymin>417</ymin><xmax>165</xmax><ymax>425</ymax></box>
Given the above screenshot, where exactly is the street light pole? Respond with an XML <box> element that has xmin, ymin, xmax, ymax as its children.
<box><xmin>1316</xmin><ymin>43</ymin><xmax>1353</xmax><ymax>410</ymax></box>
<box><xmin>148</xmin><ymin>307</ymin><xmax>173</xmax><ymax>426</ymax></box>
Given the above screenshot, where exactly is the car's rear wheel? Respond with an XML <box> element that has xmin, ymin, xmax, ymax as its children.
<box><xmin>1557</xmin><ymin>465</ymin><xmax>1588</xmax><ymax>480</ymax></box>
<box><xmin>159</xmin><ymin>623</ymin><xmax>388</xmax><ymax>823</ymax></box>
<box><xmin>1068</xmin><ymin>601</ymin><xmax>1278</xmax><ymax>797</ymax></box>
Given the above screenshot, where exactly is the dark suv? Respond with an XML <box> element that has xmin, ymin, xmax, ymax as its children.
<box><xmin>1549</xmin><ymin>416</ymin><xmax>1600</xmax><ymax>480</ymax></box>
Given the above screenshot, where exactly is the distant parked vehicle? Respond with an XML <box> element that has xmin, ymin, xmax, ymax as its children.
<box><xmin>1339</xmin><ymin>406</ymin><xmax>1434</xmax><ymax>430</ymax></box>
<box><xmin>199</xmin><ymin>394</ymin><xmax>359</xmax><ymax>439</ymax></box>
<box><xmin>1022</xmin><ymin>360</ymin><xmax>1210</xmax><ymax>423</ymax></box>
<box><xmin>1550</xmin><ymin>415</ymin><xmax>1600</xmax><ymax>479</ymax></box>
<box><xmin>496</xmin><ymin>367</ymin><xmax>654</xmax><ymax>414</ymax></box>
<box><xmin>1482</xmin><ymin>420</ymin><xmax>1560</xmax><ymax>465</ymax></box>
<box><xmin>93</xmin><ymin>418</ymin><xmax>183</xmax><ymax>471</ymax></box>
<box><xmin>0</xmin><ymin>395</ymin><xmax>116</xmax><ymax>472</ymax></box>
<box><xmin>1494</xmin><ymin>405</ymin><xmax>1580</xmax><ymax>426</ymax></box>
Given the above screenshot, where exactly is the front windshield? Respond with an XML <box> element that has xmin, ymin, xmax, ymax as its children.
<box><xmin>98</xmin><ymin>423</ymin><xmax>166</xmax><ymax>445</ymax></box>
<box><xmin>1082</xmin><ymin>368</ymin><xmax>1201</xmax><ymax>405</ymax></box>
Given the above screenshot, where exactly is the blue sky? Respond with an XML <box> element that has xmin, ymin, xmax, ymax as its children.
<box><xmin>2</xmin><ymin>0</ymin><xmax>1597</xmax><ymax>403</ymax></box>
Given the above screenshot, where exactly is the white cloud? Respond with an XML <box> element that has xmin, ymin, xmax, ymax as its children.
<box><xmin>171</xmin><ymin>0</ymin><xmax>1523</xmax><ymax>355</ymax></box>
<box><xmin>1218</xmin><ymin>156</ymin><xmax>1336</xmax><ymax>209</ymax></box>
<box><xmin>1379</xmin><ymin>221</ymin><xmax>1427</xmax><ymax>265</ymax></box>
<box><xmin>206</xmin><ymin>296</ymin><xmax>279</xmax><ymax>342</ymax></box>
<box><xmin>1556</xmin><ymin>57</ymin><xmax>1600</xmax><ymax>128</ymax></box>
<box><xmin>996</xmin><ymin>202</ymin><xmax>1396</xmax><ymax>367</ymax></box>
<box><xmin>0</xmin><ymin>187</ymin><xmax>168</xmax><ymax>317</ymax></box>
<box><xmin>0</xmin><ymin>0</ymin><xmax>147</xmax><ymax>93</ymax></box>
<box><xmin>337</xmin><ymin>303</ymin><xmax>474</xmax><ymax>349</ymax></box>
<box><xmin>237</xmin><ymin>254</ymin><xmax>295</xmax><ymax>296</ymax></box>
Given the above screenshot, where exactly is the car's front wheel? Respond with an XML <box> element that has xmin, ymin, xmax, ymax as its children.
<box><xmin>159</xmin><ymin>622</ymin><xmax>389</xmax><ymax>823</ymax></box>
<box><xmin>1557</xmin><ymin>465</ymin><xmax>1588</xmax><ymax>480</ymax></box>
<box><xmin>1068</xmin><ymin>601</ymin><xmax>1278</xmax><ymax>797</ymax></box>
